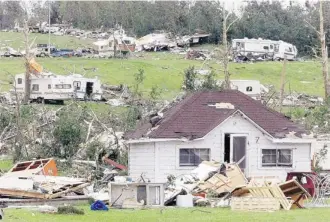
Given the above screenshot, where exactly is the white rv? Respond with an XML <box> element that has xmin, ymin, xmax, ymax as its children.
<box><xmin>232</xmin><ymin>38</ymin><xmax>297</xmax><ymax>61</ymax></box>
<box><xmin>13</xmin><ymin>73</ymin><xmax>103</xmax><ymax>103</ymax></box>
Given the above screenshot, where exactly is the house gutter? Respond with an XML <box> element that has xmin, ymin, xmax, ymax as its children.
<box><xmin>125</xmin><ymin>138</ymin><xmax>190</xmax><ymax>144</ymax></box>
<box><xmin>272</xmin><ymin>138</ymin><xmax>316</xmax><ymax>143</ymax></box>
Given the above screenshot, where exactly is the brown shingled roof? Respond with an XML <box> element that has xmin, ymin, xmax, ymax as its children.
<box><xmin>125</xmin><ymin>90</ymin><xmax>307</xmax><ymax>140</ymax></box>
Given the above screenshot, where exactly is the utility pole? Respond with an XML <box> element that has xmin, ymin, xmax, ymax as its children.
<box><xmin>48</xmin><ymin>0</ymin><xmax>51</xmax><ymax>56</ymax></box>
<box><xmin>23</xmin><ymin>21</ymin><xmax>31</xmax><ymax>104</ymax></box>
<box><xmin>319</xmin><ymin>0</ymin><xmax>330</xmax><ymax>99</ymax></box>
<box><xmin>279</xmin><ymin>56</ymin><xmax>287</xmax><ymax>111</ymax></box>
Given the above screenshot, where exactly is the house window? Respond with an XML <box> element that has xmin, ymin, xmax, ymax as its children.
<box><xmin>246</xmin><ymin>86</ymin><xmax>253</xmax><ymax>92</ymax></box>
<box><xmin>262</xmin><ymin>149</ymin><xmax>292</xmax><ymax>167</ymax></box>
<box><xmin>17</xmin><ymin>78</ymin><xmax>22</xmax><ymax>84</ymax></box>
<box><xmin>48</xmin><ymin>84</ymin><xmax>51</xmax><ymax>89</ymax></box>
<box><xmin>32</xmin><ymin>84</ymin><xmax>39</xmax><ymax>91</ymax></box>
<box><xmin>179</xmin><ymin>148</ymin><xmax>210</xmax><ymax>167</ymax></box>
<box><xmin>73</xmin><ymin>81</ymin><xmax>81</xmax><ymax>90</ymax></box>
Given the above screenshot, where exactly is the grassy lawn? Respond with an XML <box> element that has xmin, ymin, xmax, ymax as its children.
<box><xmin>0</xmin><ymin>55</ymin><xmax>324</xmax><ymax>99</ymax></box>
<box><xmin>0</xmin><ymin>31</ymin><xmax>92</xmax><ymax>50</ymax></box>
<box><xmin>4</xmin><ymin>207</ymin><xmax>330</xmax><ymax>222</ymax></box>
<box><xmin>0</xmin><ymin>159</ymin><xmax>13</xmax><ymax>171</ymax></box>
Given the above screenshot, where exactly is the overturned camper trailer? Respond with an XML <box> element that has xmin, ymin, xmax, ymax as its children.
<box><xmin>13</xmin><ymin>73</ymin><xmax>103</xmax><ymax>103</ymax></box>
<box><xmin>232</xmin><ymin>38</ymin><xmax>297</xmax><ymax>61</ymax></box>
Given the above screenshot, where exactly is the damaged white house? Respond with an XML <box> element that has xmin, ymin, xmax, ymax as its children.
<box><xmin>13</xmin><ymin>73</ymin><xmax>103</xmax><ymax>103</ymax></box>
<box><xmin>124</xmin><ymin>90</ymin><xmax>314</xmax><ymax>183</ymax></box>
<box><xmin>232</xmin><ymin>38</ymin><xmax>298</xmax><ymax>61</ymax></box>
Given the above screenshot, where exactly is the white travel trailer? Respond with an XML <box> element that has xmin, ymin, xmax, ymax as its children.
<box><xmin>232</xmin><ymin>38</ymin><xmax>298</xmax><ymax>61</ymax></box>
<box><xmin>13</xmin><ymin>73</ymin><xmax>103</xmax><ymax>103</ymax></box>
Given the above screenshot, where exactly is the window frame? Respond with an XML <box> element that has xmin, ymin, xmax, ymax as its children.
<box><xmin>32</xmin><ymin>84</ymin><xmax>39</xmax><ymax>91</ymax></box>
<box><xmin>73</xmin><ymin>81</ymin><xmax>81</xmax><ymax>90</ymax></box>
<box><xmin>179</xmin><ymin>148</ymin><xmax>210</xmax><ymax>167</ymax></box>
<box><xmin>261</xmin><ymin>148</ymin><xmax>293</xmax><ymax>168</ymax></box>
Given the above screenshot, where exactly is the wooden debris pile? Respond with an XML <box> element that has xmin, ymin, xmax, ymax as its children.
<box><xmin>230</xmin><ymin>179</ymin><xmax>311</xmax><ymax>212</ymax></box>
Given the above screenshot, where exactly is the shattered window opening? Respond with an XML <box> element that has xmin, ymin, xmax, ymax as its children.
<box><xmin>262</xmin><ymin>149</ymin><xmax>292</xmax><ymax>167</ymax></box>
<box><xmin>179</xmin><ymin>148</ymin><xmax>210</xmax><ymax>166</ymax></box>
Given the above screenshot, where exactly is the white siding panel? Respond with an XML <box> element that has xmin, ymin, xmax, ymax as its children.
<box><xmin>129</xmin><ymin>142</ymin><xmax>155</xmax><ymax>182</ymax></box>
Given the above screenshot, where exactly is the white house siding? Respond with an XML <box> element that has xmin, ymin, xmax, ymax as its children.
<box><xmin>128</xmin><ymin>113</ymin><xmax>312</xmax><ymax>183</ymax></box>
<box><xmin>129</xmin><ymin>142</ymin><xmax>156</xmax><ymax>182</ymax></box>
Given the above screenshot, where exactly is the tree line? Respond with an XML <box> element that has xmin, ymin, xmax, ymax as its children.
<box><xmin>0</xmin><ymin>0</ymin><xmax>329</xmax><ymax>56</ymax></box>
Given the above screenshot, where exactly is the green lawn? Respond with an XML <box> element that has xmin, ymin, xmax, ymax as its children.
<box><xmin>4</xmin><ymin>207</ymin><xmax>330</xmax><ymax>222</ymax></box>
<box><xmin>0</xmin><ymin>54</ymin><xmax>325</xmax><ymax>99</ymax></box>
<box><xmin>0</xmin><ymin>31</ymin><xmax>92</xmax><ymax>50</ymax></box>
<box><xmin>0</xmin><ymin>159</ymin><xmax>13</xmax><ymax>171</ymax></box>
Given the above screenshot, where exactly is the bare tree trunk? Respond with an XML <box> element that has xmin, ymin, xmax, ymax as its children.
<box><xmin>23</xmin><ymin>21</ymin><xmax>31</xmax><ymax>104</ymax></box>
<box><xmin>223</xmin><ymin>10</ymin><xmax>230</xmax><ymax>90</ymax></box>
<box><xmin>279</xmin><ymin>56</ymin><xmax>287</xmax><ymax>111</ymax></box>
<box><xmin>320</xmin><ymin>0</ymin><xmax>330</xmax><ymax>99</ymax></box>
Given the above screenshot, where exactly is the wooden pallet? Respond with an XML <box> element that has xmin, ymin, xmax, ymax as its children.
<box><xmin>247</xmin><ymin>183</ymin><xmax>292</xmax><ymax>210</ymax></box>
<box><xmin>231</xmin><ymin>197</ymin><xmax>280</xmax><ymax>212</ymax></box>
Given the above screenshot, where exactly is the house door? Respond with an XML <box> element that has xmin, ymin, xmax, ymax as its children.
<box><xmin>230</xmin><ymin>134</ymin><xmax>247</xmax><ymax>172</ymax></box>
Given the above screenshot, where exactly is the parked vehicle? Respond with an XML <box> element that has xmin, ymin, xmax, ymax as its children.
<box><xmin>51</xmin><ymin>49</ymin><xmax>74</xmax><ymax>57</ymax></box>
<box><xmin>232</xmin><ymin>38</ymin><xmax>298</xmax><ymax>61</ymax></box>
<box><xmin>36</xmin><ymin>44</ymin><xmax>56</xmax><ymax>57</ymax></box>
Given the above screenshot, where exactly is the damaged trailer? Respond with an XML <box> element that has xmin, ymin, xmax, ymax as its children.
<box><xmin>13</xmin><ymin>73</ymin><xmax>103</xmax><ymax>103</ymax></box>
<box><xmin>232</xmin><ymin>38</ymin><xmax>297</xmax><ymax>61</ymax></box>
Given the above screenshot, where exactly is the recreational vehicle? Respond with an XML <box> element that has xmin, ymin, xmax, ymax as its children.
<box><xmin>232</xmin><ymin>38</ymin><xmax>297</xmax><ymax>61</ymax></box>
<box><xmin>13</xmin><ymin>73</ymin><xmax>103</xmax><ymax>103</ymax></box>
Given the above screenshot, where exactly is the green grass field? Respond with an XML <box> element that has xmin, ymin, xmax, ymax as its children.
<box><xmin>0</xmin><ymin>159</ymin><xmax>12</xmax><ymax>171</ymax></box>
<box><xmin>0</xmin><ymin>31</ymin><xmax>92</xmax><ymax>50</ymax></box>
<box><xmin>0</xmin><ymin>55</ymin><xmax>325</xmax><ymax>99</ymax></box>
<box><xmin>4</xmin><ymin>207</ymin><xmax>330</xmax><ymax>222</ymax></box>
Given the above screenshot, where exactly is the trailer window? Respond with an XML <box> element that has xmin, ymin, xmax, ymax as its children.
<box><xmin>32</xmin><ymin>84</ymin><xmax>39</xmax><ymax>91</ymax></box>
<box><xmin>48</xmin><ymin>84</ymin><xmax>51</xmax><ymax>89</ymax></box>
<box><xmin>270</xmin><ymin>45</ymin><xmax>273</xmax><ymax>50</ymax></box>
<box><xmin>55</xmin><ymin>84</ymin><xmax>63</xmax><ymax>89</ymax></box>
<box><xmin>263</xmin><ymin>46</ymin><xmax>269</xmax><ymax>50</ymax></box>
<box><xmin>17</xmin><ymin>78</ymin><xmax>22</xmax><ymax>84</ymax></box>
<box><xmin>246</xmin><ymin>86</ymin><xmax>253</xmax><ymax>92</ymax></box>
<box><xmin>63</xmin><ymin>84</ymin><xmax>71</xmax><ymax>89</ymax></box>
<box><xmin>73</xmin><ymin>81</ymin><xmax>81</xmax><ymax>90</ymax></box>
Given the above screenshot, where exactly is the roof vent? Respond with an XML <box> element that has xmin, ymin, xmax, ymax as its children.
<box><xmin>208</xmin><ymin>103</ymin><xmax>235</xmax><ymax>109</ymax></box>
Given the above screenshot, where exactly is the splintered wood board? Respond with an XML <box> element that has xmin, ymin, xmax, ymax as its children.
<box><xmin>231</xmin><ymin>197</ymin><xmax>280</xmax><ymax>212</ymax></box>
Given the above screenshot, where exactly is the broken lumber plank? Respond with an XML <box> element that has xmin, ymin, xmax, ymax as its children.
<box><xmin>47</xmin><ymin>183</ymin><xmax>90</xmax><ymax>199</ymax></box>
<box><xmin>0</xmin><ymin>188</ymin><xmax>48</xmax><ymax>199</ymax></box>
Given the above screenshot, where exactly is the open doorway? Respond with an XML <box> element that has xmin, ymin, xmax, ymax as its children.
<box><xmin>224</xmin><ymin>133</ymin><xmax>247</xmax><ymax>171</ymax></box>
<box><xmin>86</xmin><ymin>82</ymin><xmax>94</xmax><ymax>98</ymax></box>
<box><xmin>224</xmin><ymin>134</ymin><xmax>230</xmax><ymax>163</ymax></box>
